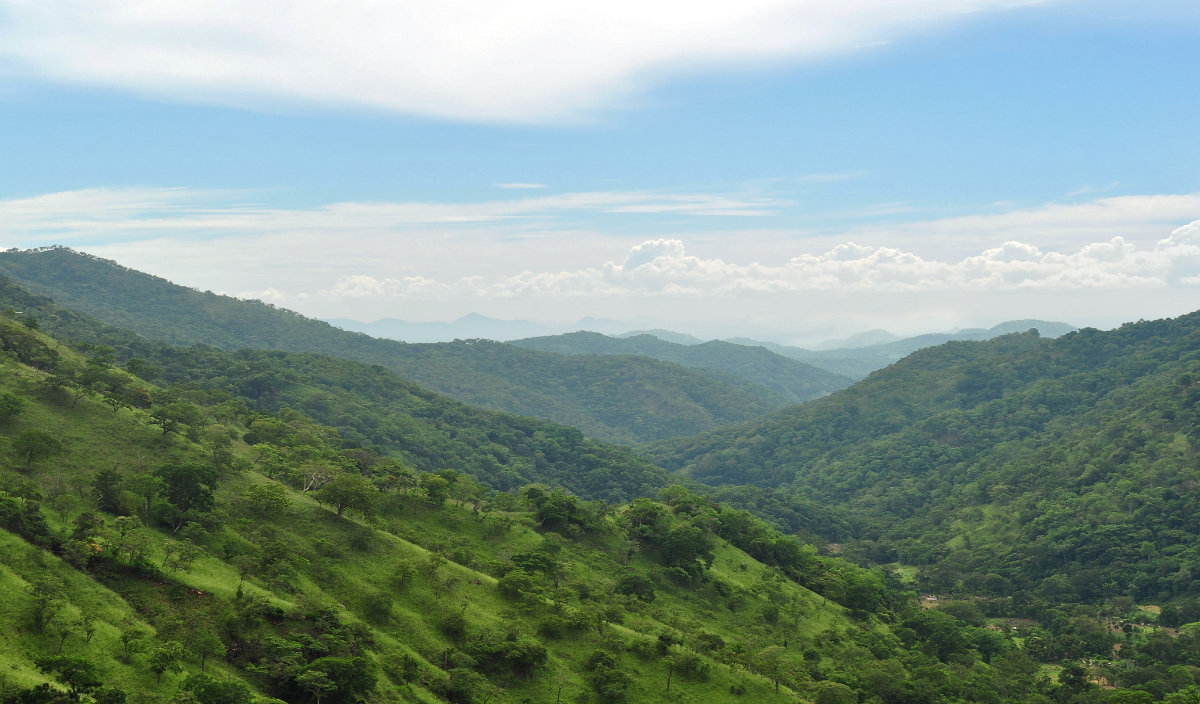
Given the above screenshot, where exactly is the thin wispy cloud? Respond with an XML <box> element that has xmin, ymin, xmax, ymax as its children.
<box><xmin>798</xmin><ymin>172</ymin><xmax>867</xmax><ymax>184</ymax></box>
<box><xmin>0</xmin><ymin>0</ymin><xmax>1049</xmax><ymax>123</ymax></box>
<box><xmin>0</xmin><ymin>186</ymin><xmax>779</xmax><ymax>245</ymax></box>
<box><xmin>842</xmin><ymin>194</ymin><xmax>1200</xmax><ymax>255</ymax></box>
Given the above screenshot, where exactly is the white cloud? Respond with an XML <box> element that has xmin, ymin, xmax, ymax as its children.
<box><xmin>323</xmin><ymin>274</ymin><xmax>450</xmax><ymax>300</ymax></box>
<box><xmin>3</xmin><ymin>185</ymin><xmax>1198</xmax><ymax>328</ymax></box>
<box><xmin>233</xmin><ymin>287</ymin><xmax>286</xmax><ymax>302</ymax></box>
<box><xmin>0</xmin><ymin>0</ymin><xmax>1048</xmax><ymax>123</ymax></box>
<box><xmin>308</xmin><ymin>223</ymin><xmax>1200</xmax><ymax>305</ymax></box>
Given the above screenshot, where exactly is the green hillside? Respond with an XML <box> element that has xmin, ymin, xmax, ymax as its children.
<box><xmin>0</xmin><ymin>248</ymin><xmax>785</xmax><ymax>444</ymax></box>
<box><xmin>0</xmin><ymin>275</ymin><xmax>667</xmax><ymax>504</ymax></box>
<box><xmin>511</xmin><ymin>331</ymin><xmax>853</xmax><ymax>403</ymax></box>
<box><xmin>652</xmin><ymin>314</ymin><xmax>1200</xmax><ymax>606</ymax></box>
<box><xmin>0</xmin><ymin>311</ymin><xmax>1107</xmax><ymax>704</ymax></box>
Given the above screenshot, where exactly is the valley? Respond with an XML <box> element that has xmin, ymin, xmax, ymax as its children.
<box><xmin>1</xmin><ymin>252</ymin><xmax>1199</xmax><ymax>704</ymax></box>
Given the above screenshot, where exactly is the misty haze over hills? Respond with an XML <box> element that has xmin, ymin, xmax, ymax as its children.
<box><xmin>326</xmin><ymin>312</ymin><xmax>1077</xmax><ymax>351</ymax></box>
<box><xmin>327</xmin><ymin>313</ymin><xmax>1077</xmax><ymax>379</ymax></box>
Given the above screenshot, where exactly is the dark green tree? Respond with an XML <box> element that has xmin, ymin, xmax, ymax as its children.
<box><xmin>25</xmin><ymin>575</ymin><xmax>65</xmax><ymax>634</ymax></box>
<box><xmin>155</xmin><ymin>463</ymin><xmax>218</xmax><ymax>534</ymax></box>
<box><xmin>0</xmin><ymin>391</ymin><xmax>25</xmax><ymax>422</ymax></box>
<box><xmin>181</xmin><ymin>673</ymin><xmax>253</xmax><ymax>704</ymax></box>
<box><xmin>147</xmin><ymin>641</ymin><xmax>183</xmax><ymax>685</ymax></box>
<box><xmin>240</xmin><ymin>482</ymin><xmax>290</xmax><ymax>518</ymax></box>
<box><xmin>12</xmin><ymin>431</ymin><xmax>63</xmax><ymax>471</ymax></box>
<box><xmin>34</xmin><ymin>656</ymin><xmax>102</xmax><ymax>697</ymax></box>
<box><xmin>318</xmin><ymin>473</ymin><xmax>378</xmax><ymax>518</ymax></box>
<box><xmin>193</xmin><ymin>629</ymin><xmax>226</xmax><ymax>672</ymax></box>
<box><xmin>91</xmin><ymin>468</ymin><xmax>124</xmax><ymax>514</ymax></box>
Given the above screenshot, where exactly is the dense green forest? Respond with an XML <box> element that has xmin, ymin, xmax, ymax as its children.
<box><xmin>652</xmin><ymin>315</ymin><xmax>1200</xmax><ymax>608</ymax></box>
<box><xmin>511</xmin><ymin>331</ymin><xmax>853</xmax><ymax>403</ymax></box>
<box><xmin>3</xmin><ymin>308</ymin><xmax>1160</xmax><ymax>704</ymax></box>
<box><xmin>0</xmin><ymin>248</ymin><xmax>792</xmax><ymax>444</ymax></box>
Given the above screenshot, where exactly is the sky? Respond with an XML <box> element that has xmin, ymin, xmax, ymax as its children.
<box><xmin>1</xmin><ymin>0</ymin><xmax>1199</xmax><ymax>344</ymax></box>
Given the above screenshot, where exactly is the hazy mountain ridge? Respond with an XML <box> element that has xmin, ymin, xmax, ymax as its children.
<box><xmin>727</xmin><ymin>319</ymin><xmax>1077</xmax><ymax>379</ymax></box>
<box><xmin>326</xmin><ymin>314</ymin><xmax>648</xmax><ymax>343</ymax></box>
<box><xmin>511</xmin><ymin>331</ymin><xmax>854</xmax><ymax>404</ymax></box>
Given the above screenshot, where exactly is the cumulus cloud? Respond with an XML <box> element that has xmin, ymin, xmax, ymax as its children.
<box><xmin>323</xmin><ymin>274</ymin><xmax>450</xmax><ymax>300</ymax></box>
<box><xmin>310</xmin><ymin>223</ymin><xmax>1200</xmax><ymax>305</ymax></box>
<box><xmin>0</xmin><ymin>0</ymin><xmax>1046</xmax><ymax>122</ymax></box>
<box><xmin>472</xmin><ymin>227</ymin><xmax>1200</xmax><ymax>299</ymax></box>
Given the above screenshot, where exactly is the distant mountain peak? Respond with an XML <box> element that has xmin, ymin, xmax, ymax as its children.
<box><xmin>616</xmin><ymin>328</ymin><xmax>705</xmax><ymax>345</ymax></box>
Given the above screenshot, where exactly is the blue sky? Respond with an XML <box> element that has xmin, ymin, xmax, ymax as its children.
<box><xmin>1</xmin><ymin>0</ymin><xmax>1199</xmax><ymax>343</ymax></box>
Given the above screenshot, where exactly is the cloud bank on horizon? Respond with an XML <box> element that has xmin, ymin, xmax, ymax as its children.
<box><xmin>0</xmin><ymin>0</ymin><xmax>1042</xmax><ymax>123</ymax></box>
<box><xmin>2</xmin><ymin>185</ymin><xmax>1198</xmax><ymax>336</ymax></box>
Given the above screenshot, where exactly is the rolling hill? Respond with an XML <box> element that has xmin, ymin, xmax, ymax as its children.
<box><xmin>0</xmin><ymin>248</ymin><xmax>790</xmax><ymax>444</ymax></box>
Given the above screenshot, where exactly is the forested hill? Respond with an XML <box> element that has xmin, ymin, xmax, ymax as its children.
<box><xmin>651</xmin><ymin>313</ymin><xmax>1200</xmax><ymax>603</ymax></box>
<box><xmin>511</xmin><ymin>331</ymin><xmax>853</xmax><ymax>403</ymax></box>
<box><xmin>0</xmin><ymin>247</ymin><xmax>790</xmax><ymax>444</ymax></box>
<box><xmin>0</xmin><ymin>273</ymin><xmax>666</xmax><ymax>502</ymax></box>
<box><xmin>730</xmin><ymin>319</ymin><xmax>1077</xmax><ymax>379</ymax></box>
